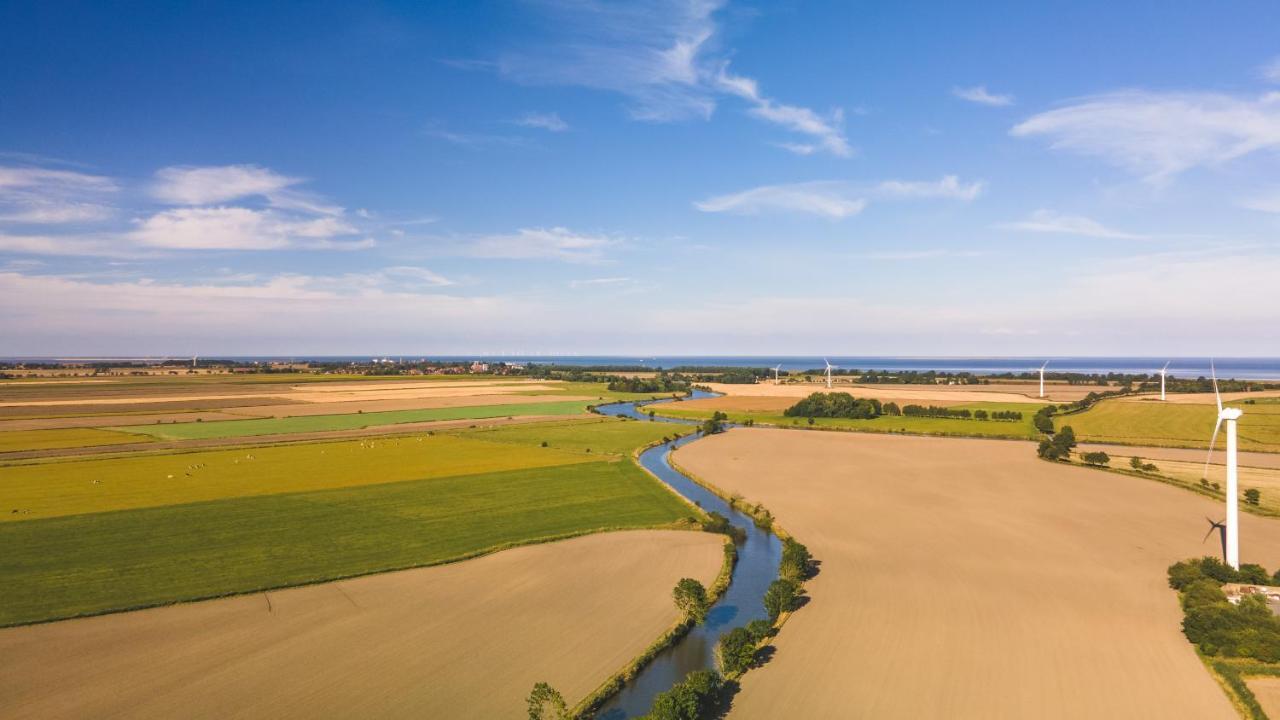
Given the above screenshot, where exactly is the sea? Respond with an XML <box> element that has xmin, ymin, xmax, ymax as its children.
<box><xmin>8</xmin><ymin>356</ymin><xmax>1280</xmax><ymax>380</ymax></box>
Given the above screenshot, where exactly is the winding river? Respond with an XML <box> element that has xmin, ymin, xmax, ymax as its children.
<box><xmin>593</xmin><ymin>391</ymin><xmax>783</xmax><ymax>719</ymax></box>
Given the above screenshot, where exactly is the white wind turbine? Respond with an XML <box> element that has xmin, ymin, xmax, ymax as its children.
<box><xmin>1038</xmin><ymin>360</ymin><xmax>1050</xmax><ymax>398</ymax></box>
<box><xmin>824</xmin><ymin>359</ymin><xmax>836</xmax><ymax>389</ymax></box>
<box><xmin>1202</xmin><ymin>360</ymin><xmax>1244</xmax><ymax>570</ymax></box>
<box><xmin>1157</xmin><ymin>361</ymin><xmax>1171</xmax><ymax>401</ymax></box>
<box><xmin>773</xmin><ymin>363</ymin><xmax>783</xmax><ymax>385</ymax></box>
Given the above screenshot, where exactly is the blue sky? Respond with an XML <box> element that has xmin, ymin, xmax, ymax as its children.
<box><xmin>2</xmin><ymin>0</ymin><xmax>1279</xmax><ymax>356</ymax></box>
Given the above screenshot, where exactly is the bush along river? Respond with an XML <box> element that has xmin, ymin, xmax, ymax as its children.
<box><xmin>592</xmin><ymin>390</ymin><xmax>783</xmax><ymax>719</ymax></box>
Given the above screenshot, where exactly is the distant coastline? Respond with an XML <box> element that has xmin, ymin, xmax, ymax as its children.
<box><xmin>6</xmin><ymin>356</ymin><xmax>1280</xmax><ymax>380</ymax></box>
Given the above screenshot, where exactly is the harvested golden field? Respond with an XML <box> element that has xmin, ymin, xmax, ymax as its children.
<box><xmin>1122</xmin><ymin>390</ymin><xmax>1280</xmax><ymax>405</ymax></box>
<box><xmin>702</xmin><ymin>381</ymin><xmax>1064</xmax><ymax>404</ymax></box>
<box><xmin>1076</xmin><ymin>443</ymin><xmax>1280</xmax><ymax>470</ymax></box>
<box><xmin>1247</xmin><ymin>677</ymin><xmax>1280</xmax><ymax>718</ymax></box>
<box><xmin>676</xmin><ymin>429</ymin><xmax>1280</xmax><ymax>719</ymax></box>
<box><xmin>0</xmin><ymin>411</ymin><xmax>252</xmax><ymax>432</ymax></box>
<box><xmin>0</xmin><ymin>530</ymin><xmax>724</xmax><ymax>720</ymax></box>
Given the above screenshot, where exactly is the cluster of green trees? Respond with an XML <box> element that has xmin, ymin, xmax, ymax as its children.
<box><xmin>643</xmin><ymin>670</ymin><xmax>724</xmax><ymax>720</ymax></box>
<box><xmin>1037</xmin><ymin>426</ymin><xmax>1076</xmax><ymax>460</ymax></box>
<box><xmin>714</xmin><ymin>370</ymin><xmax>763</xmax><ymax>384</ymax></box>
<box><xmin>607</xmin><ymin>375</ymin><xmax>693</xmax><ymax>394</ymax></box>
<box><xmin>1080</xmin><ymin>451</ymin><xmax>1110</xmax><ymax>466</ymax></box>
<box><xmin>780</xmin><ymin>538</ymin><xmax>814</xmax><ymax>582</ymax></box>
<box><xmin>783</xmin><ymin>392</ymin><xmax>882</xmax><ymax>419</ymax></box>
<box><xmin>1169</xmin><ymin>557</ymin><xmax>1280</xmax><ymax>662</ymax></box>
<box><xmin>1129</xmin><ymin>456</ymin><xmax>1160</xmax><ymax>473</ymax></box>
<box><xmin>1033</xmin><ymin>406</ymin><xmax>1056</xmax><ymax>434</ymax></box>
<box><xmin>700</xmin><ymin>411</ymin><xmax>728</xmax><ymax>435</ymax></box>
<box><xmin>702</xmin><ymin>511</ymin><xmax>747</xmax><ymax>543</ymax></box>
<box><xmin>716</xmin><ymin>620</ymin><xmax>774</xmax><ymax>676</ymax></box>
<box><xmin>764</xmin><ymin>578</ymin><xmax>804</xmax><ymax>620</ymax></box>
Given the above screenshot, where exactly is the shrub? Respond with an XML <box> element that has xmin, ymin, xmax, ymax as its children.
<box><xmin>526</xmin><ymin>682</ymin><xmax>568</xmax><ymax>720</ymax></box>
<box><xmin>1130</xmin><ymin>456</ymin><xmax>1144</xmax><ymax>470</ymax></box>
<box><xmin>673</xmin><ymin>578</ymin><xmax>709</xmax><ymax>623</ymax></box>
<box><xmin>716</xmin><ymin>626</ymin><xmax>757</xmax><ymax>675</ymax></box>
<box><xmin>646</xmin><ymin>670</ymin><xmax>723</xmax><ymax>720</ymax></box>
<box><xmin>763</xmin><ymin>578</ymin><xmax>803</xmax><ymax>621</ymax></box>
<box><xmin>1246</xmin><ymin>488</ymin><xmax>1262</xmax><ymax>506</ymax></box>
<box><xmin>1081</xmin><ymin>451</ymin><xmax>1110</xmax><ymax>466</ymax></box>
<box><xmin>779</xmin><ymin>538</ymin><xmax>813</xmax><ymax>581</ymax></box>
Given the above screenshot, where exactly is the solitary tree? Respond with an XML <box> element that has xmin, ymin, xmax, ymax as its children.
<box><xmin>673</xmin><ymin>577</ymin><xmax>709</xmax><ymax>623</ymax></box>
<box><xmin>526</xmin><ymin>682</ymin><xmax>568</xmax><ymax>720</ymax></box>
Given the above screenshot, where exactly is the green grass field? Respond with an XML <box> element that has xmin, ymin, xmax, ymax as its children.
<box><xmin>1063</xmin><ymin>398</ymin><xmax>1280</xmax><ymax>452</ymax></box>
<box><xmin>654</xmin><ymin>401</ymin><xmax>1045</xmax><ymax>440</ymax></box>
<box><xmin>0</xmin><ymin>460</ymin><xmax>696</xmax><ymax>626</ymax></box>
<box><xmin>114</xmin><ymin>400</ymin><xmax>593</xmax><ymax>441</ymax></box>
<box><xmin>0</xmin><ymin>427</ymin><xmax>149</xmax><ymax>453</ymax></box>
<box><xmin>0</xmin><ymin>433</ymin><xmax>600</xmax><ymax>521</ymax></box>
<box><xmin>0</xmin><ymin>417</ymin><xmax>691</xmax><ymax>626</ymax></box>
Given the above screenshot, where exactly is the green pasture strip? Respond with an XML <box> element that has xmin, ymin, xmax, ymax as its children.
<box><xmin>655</xmin><ymin>401</ymin><xmax>1043</xmax><ymax>440</ymax></box>
<box><xmin>0</xmin><ymin>433</ymin><xmax>596</xmax><ymax>522</ymax></box>
<box><xmin>114</xmin><ymin>400</ymin><xmax>594</xmax><ymax>441</ymax></box>
<box><xmin>1065</xmin><ymin>398</ymin><xmax>1280</xmax><ymax>452</ymax></box>
<box><xmin>0</xmin><ymin>459</ymin><xmax>697</xmax><ymax>627</ymax></box>
<box><xmin>446</xmin><ymin>416</ymin><xmax>688</xmax><ymax>456</ymax></box>
<box><xmin>0</xmin><ymin>427</ymin><xmax>149</xmax><ymax>453</ymax></box>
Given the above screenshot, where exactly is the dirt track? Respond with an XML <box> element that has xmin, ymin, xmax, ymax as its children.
<box><xmin>676</xmin><ymin>428</ymin><xmax>1280</xmax><ymax>719</ymax></box>
<box><xmin>0</xmin><ymin>530</ymin><xmax>723</xmax><ymax>720</ymax></box>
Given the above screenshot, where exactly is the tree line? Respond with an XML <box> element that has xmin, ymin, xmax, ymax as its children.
<box><xmin>1169</xmin><ymin>557</ymin><xmax>1280</xmax><ymax>662</ymax></box>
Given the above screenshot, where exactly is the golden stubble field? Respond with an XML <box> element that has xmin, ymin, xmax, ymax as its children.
<box><xmin>675</xmin><ymin>428</ymin><xmax>1280</xmax><ymax>719</ymax></box>
<box><xmin>0</xmin><ymin>530</ymin><xmax>723</xmax><ymax>720</ymax></box>
<box><xmin>701</xmin><ymin>381</ymin><xmax>1093</xmax><ymax>404</ymax></box>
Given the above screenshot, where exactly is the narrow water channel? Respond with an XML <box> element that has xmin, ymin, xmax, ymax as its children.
<box><xmin>593</xmin><ymin>391</ymin><xmax>783</xmax><ymax>719</ymax></box>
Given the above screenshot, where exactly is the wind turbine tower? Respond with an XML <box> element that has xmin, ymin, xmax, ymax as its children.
<box><xmin>1203</xmin><ymin>360</ymin><xmax>1244</xmax><ymax>570</ymax></box>
<box><xmin>1038</xmin><ymin>360</ymin><xmax>1050</xmax><ymax>399</ymax></box>
<box><xmin>773</xmin><ymin>364</ymin><xmax>782</xmax><ymax>385</ymax></box>
<box><xmin>824</xmin><ymin>359</ymin><xmax>835</xmax><ymax>389</ymax></box>
<box><xmin>1158</xmin><ymin>361</ymin><xmax>1171</xmax><ymax>401</ymax></box>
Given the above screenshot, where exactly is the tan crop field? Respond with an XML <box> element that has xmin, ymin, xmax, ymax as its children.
<box><xmin>676</xmin><ymin>429</ymin><xmax>1280</xmax><ymax>719</ymax></box>
<box><xmin>701</xmin><ymin>381</ymin><xmax>1073</xmax><ymax>404</ymax></box>
<box><xmin>0</xmin><ymin>530</ymin><xmax>724</xmax><ymax>720</ymax></box>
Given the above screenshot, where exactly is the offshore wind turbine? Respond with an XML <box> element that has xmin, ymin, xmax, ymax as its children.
<box><xmin>1158</xmin><ymin>361</ymin><xmax>1171</xmax><ymax>401</ymax></box>
<box><xmin>773</xmin><ymin>363</ymin><xmax>783</xmax><ymax>385</ymax></box>
<box><xmin>1202</xmin><ymin>360</ymin><xmax>1244</xmax><ymax>570</ymax></box>
<box><xmin>1038</xmin><ymin>360</ymin><xmax>1050</xmax><ymax>398</ymax></box>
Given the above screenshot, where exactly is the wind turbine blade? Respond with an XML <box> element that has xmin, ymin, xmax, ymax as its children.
<box><xmin>1211</xmin><ymin>359</ymin><xmax>1222</xmax><ymax>413</ymax></box>
<box><xmin>1162</xmin><ymin>361</ymin><xmax>1171</xmax><ymax>372</ymax></box>
<box><xmin>1203</xmin><ymin>417</ymin><xmax>1223</xmax><ymax>480</ymax></box>
<box><xmin>1041</xmin><ymin>360</ymin><xmax>1049</xmax><ymax>370</ymax></box>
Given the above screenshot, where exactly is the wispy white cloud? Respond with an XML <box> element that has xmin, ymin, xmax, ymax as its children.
<box><xmin>475</xmin><ymin>0</ymin><xmax>850</xmax><ymax>155</ymax></box>
<box><xmin>425</xmin><ymin>126</ymin><xmax>535</xmax><ymax>148</ymax></box>
<box><xmin>951</xmin><ymin>85</ymin><xmax>1014</xmax><ymax>107</ymax></box>
<box><xmin>382</xmin><ymin>265</ymin><xmax>456</xmax><ymax>287</ymax></box>
<box><xmin>1240</xmin><ymin>188</ymin><xmax>1280</xmax><ymax>213</ymax></box>
<box><xmin>130</xmin><ymin>206</ymin><xmax>368</xmax><ymax>251</ymax></box>
<box><xmin>715</xmin><ymin>65</ymin><xmax>851</xmax><ymax>157</ymax></box>
<box><xmin>695</xmin><ymin>182</ymin><xmax>866</xmax><ymax>218</ymax></box>
<box><xmin>875</xmin><ymin>175</ymin><xmax>986</xmax><ymax>200</ymax></box>
<box><xmin>1262</xmin><ymin>57</ymin><xmax>1280</xmax><ymax>84</ymax></box>
<box><xmin>695</xmin><ymin>176</ymin><xmax>984</xmax><ymax>218</ymax></box>
<box><xmin>570</xmin><ymin>276</ymin><xmax>632</xmax><ymax>288</ymax></box>
<box><xmin>462</xmin><ymin>227</ymin><xmax>618</xmax><ymax>263</ymax></box>
<box><xmin>0</xmin><ymin>165</ymin><xmax>118</xmax><ymax>225</ymax></box>
<box><xmin>995</xmin><ymin>209</ymin><xmax>1148</xmax><ymax>239</ymax></box>
<box><xmin>1011</xmin><ymin>90</ymin><xmax>1280</xmax><ymax>182</ymax></box>
<box><xmin>515</xmin><ymin>112</ymin><xmax>569</xmax><ymax>132</ymax></box>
